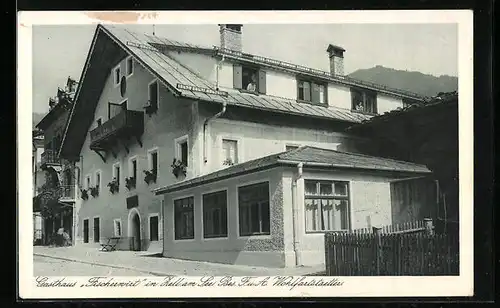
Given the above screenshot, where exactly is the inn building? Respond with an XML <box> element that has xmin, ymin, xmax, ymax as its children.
<box><xmin>58</xmin><ymin>24</ymin><xmax>437</xmax><ymax>267</ymax></box>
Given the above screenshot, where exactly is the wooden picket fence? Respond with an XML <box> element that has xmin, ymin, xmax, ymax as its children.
<box><xmin>324</xmin><ymin>219</ymin><xmax>459</xmax><ymax>276</ymax></box>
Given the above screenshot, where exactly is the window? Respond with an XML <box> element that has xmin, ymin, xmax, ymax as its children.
<box><xmin>130</xmin><ymin>158</ymin><xmax>137</xmax><ymax>179</ymax></box>
<box><xmin>113</xmin><ymin>219</ymin><xmax>122</xmax><ymax>237</ymax></box>
<box><xmin>238</xmin><ymin>182</ymin><xmax>270</xmax><ymax>236</ymax></box>
<box><xmin>203</xmin><ymin>191</ymin><xmax>228</xmax><ymax>238</ymax></box>
<box><xmin>175</xmin><ymin>136</ymin><xmax>189</xmax><ymax>167</ymax></box>
<box><xmin>113</xmin><ymin>66</ymin><xmax>121</xmax><ymax>86</ymax></box>
<box><xmin>233</xmin><ymin>64</ymin><xmax>266</xmax><ymax>94</ymax></box>
<box><xmin>85</xmin><ymin>175</ymin><xmax>91</xmax><ymax>189</ymax></box>
<box><xmin>297</xmin><ymin>79</ymin><xmax>327</xmax><ymax>105</ymax></box>
<box><xmin>351</xmin><ymin>88</ymin><xmax>377</xmax><ymax>114</ymax></box>
<box><xmin>148</xmin><ymin>149</ymin><xmax>158</xmax><ymax>175</ymax></box>
<box><xmin>222</xmin><ymin>139</ymin><xmax>238</xmax><ymax>166</ymax></box>
<box><xmin>93</xmin><ymin>217</ymin><xmax>100</xmax><ymax>242</ymax></box>
<box><xmin>149</xmin><ymin>215</ymin><xmax>159</xmax><ymax>241</ymax></box>
<box><xmin>95</xmin><ymin>171</ymin><xmax>101</xmax><ymax>191</ymax></box>
<box><xmin>148</xmin><ymin>80</ymin><xmax>159</xmax><ymax>110</ymax></box>
<box><xmin>126</xmin><ymin>57</ymin><xmax>133</xmax><ymax>76</ymax></box>
<box><xmin>83</xmin><ymin>219</ymin><xmax>89</xmax><ymax>243</ymax></box>
<box><xmin>174</xmin><ymin>197</ymin><xmax>194</xmax><ymax>240</ymax></box>
<box><xmin>112</xmin><ymin>163</ymin><xmax>120</xmax><ymax>186</ymax></box>
<box><xmin>304</xmin><ymin>180</ymin><xmax>350</xmax><ymax>232</ymax></box>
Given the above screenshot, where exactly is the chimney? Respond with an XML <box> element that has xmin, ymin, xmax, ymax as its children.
<box><xmin>327</xmin><ymin>44</ymin><xmax>345</xmax><ymax>76</ymax></box>
<box><xmin>219</xmin><ymin>24</ymin><xmax>243</xmax><ymax>52</ymax></box>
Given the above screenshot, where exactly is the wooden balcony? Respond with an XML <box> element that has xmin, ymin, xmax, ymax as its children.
<box><xmin>89</xmin><ymin>110</ymin><xmax>144</xmax><ymax>160</ymax></box>
<box><xmin>41</xmin><ymin>149</ymin><xmax>61</xmax><ymax>166</ymax></box>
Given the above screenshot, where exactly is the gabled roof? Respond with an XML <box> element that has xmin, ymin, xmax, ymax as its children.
<box><xmin>154</xmin><ymin>146</ymin><xmax>431</xmax><ymax>194</ymax></box>
<box><xmin>59</xmin><ymin>24</ymin><xmax>373</xmax><ymax>158</ymax></box>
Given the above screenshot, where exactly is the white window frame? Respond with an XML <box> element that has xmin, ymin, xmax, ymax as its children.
<box><xmin>148</xmin><ymin>213</ymin><xmax>160</xmax><ymax>242</ymax></box>
<box><xmin>303</xmin><ymin>179</ymin><xmax>351</xmax><ymax>233</ymax></box>
<box><xmin>174</xmin><ymin>135</ymin><xmax>189</xmax><ymax>167</ymax></box>
<box><xmin>113</xmin><ymin>218</ymin><xmax>122</xmax><ymax>237</ymax></box>
<box><xmin>147</xmin><ymin>79</ymin><xmax>160</xmax><ymax>111</ymax></box>
<box><xmin>236</xmin><ymin>178</ymin><xmax>272</xmax><ymax>239</ymax></box>
<box><xmin>113</xmin><ymin>64</ymin><xmax>121</xmax><ymax>87</ymax></box>
<box><xmin>125</xmin><ymin>56</ymin><xmax>134</xmax><ymax>77</ymax></box>
<box><xmin>92</xmin><ymin>216</ymin><xmax>101</xmax><ymax>243</ymax></box>
<box><xmin>85</xmin><ymin>174</ymin><xmax>92</xmax><ymax>190</ymax></box>
<box><xmin>147</xmin><ymin>147</ymin><xmax>159</xmax><ymax>177</ymax></box>
<box><xmin>128</xmin><ymin>155</ymin><xmax>138</xmax><ymax>179</ymax></box>
<box><xmin>220</xmin><ymin>137</ymin><xmax>242</xmax><ymax>167</ymax></box>
<box><xmin>94</xmin><ymin>170</ymin><xmax>102</xmax><ymax>192</ymax></box>
<box><xmin>112</xmin><ymin>162</ymin><xmax>121</xmax><ymax>183</ymax></box>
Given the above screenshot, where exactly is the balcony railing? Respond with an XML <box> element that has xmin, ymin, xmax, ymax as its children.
<box><xmin>41</xmin><ymin>149</ymin><xmax>61</xmax><ymax>165</ymax></box>
<box><xmin>89</xmin><ymin>110</ymin><xmax>144</xmax><ymax>150</ymax></box>
<box><xmin>59</xmin><ymin>185</ymin><xmax>76</xmax><ymax>200</ymax></box>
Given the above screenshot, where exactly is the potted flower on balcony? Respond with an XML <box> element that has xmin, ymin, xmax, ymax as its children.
<box><xmin>143</xmin><ymin>170</ymin><xmax>157</xmax><ymax>185</ymax></box>
<box><xmin>107</xmin><ymin>178</ymin><xmax>119</xmax><ymax>194</ymax></box>
<box><xmin>80</xmin><ymin>188</ymin><xmax>89</xmax><ymax>200</ymax></box>
<box><xmin>89</xmin><ymin>186</ymin><xmax>99</xmax><ymax>198</ymax></box>
<box><xmin>223</xmin><ymin>158</ymin><xmax>234</xmax><ymax>166</ymax></box>
<box><xmin>125</xmin><ymin>176</ymin><xmax>136</xmax><ymax>190</ymax></box>
<box><xmin>171</xmin><ymin>158</ymin><xmax>186</xmax><ymax>179</ymax></box>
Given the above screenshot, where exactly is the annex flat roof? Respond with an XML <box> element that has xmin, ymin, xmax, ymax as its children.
<box><xmin>154</xmin><ymin>146</ymin><xmax>431</xmax><ymax>195</ymax></box>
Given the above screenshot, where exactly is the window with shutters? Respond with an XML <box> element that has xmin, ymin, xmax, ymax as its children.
<box><xmin>233</xmin><ymin>64</ymin><xmax>266</xmax><ymax>94</ymax></box>
<box><xmin>202</xmin><ymin>190</ymin><xmax>228</xmax><ymax>239</ymax></box>
<box><xmin>126</xmin><ymin>56</ymin><xmax>134</xmax><ymax>76</ymax></box>
<box><xmin>113</xmin><ymin>66</ymin><xmax>121</xmax><ymax>86</ymax></box>
<box><xmin>351</xmin><ymin>88</ymin><xmax>377</xmax><ymax>114</ymax></box>
<box><xmin>174</xmin><ymin>196</ymin><xmax>195</xmax><ymax>240</ymax></box>
<box><xmin>297</xmin><ymin>78</ymin><xmax>327</xmax><ymax>105</ymax></box>
<box><xmin>304</xmin><ymin>180</ymin><xmax>350</xmax><ymax>232</ymax></box>
<box><xmin>113</xmin><ymin>219</ymin><xmax>122</xmax><ymax>237</ymax></box>
<box><xmin>222</xmin><ymin>139</ymin><xmax>238</xmax><ymax>166</ymax></box>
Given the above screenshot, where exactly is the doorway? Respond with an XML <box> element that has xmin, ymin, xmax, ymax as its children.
<box><xmin>128</xmin><ymin>208</ymin><xmax>141</xmax><ymax>251</ymax></box>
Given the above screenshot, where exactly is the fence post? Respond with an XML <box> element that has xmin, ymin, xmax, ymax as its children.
<box><xmin>373</xmin><ymin>226</ymin><xmax>382</xmax><ymax>275</ymax></box>
<box><xmin>424</xmin><ymin>218</ymin><xmax>434</xmax><ymax>236</ymax></box>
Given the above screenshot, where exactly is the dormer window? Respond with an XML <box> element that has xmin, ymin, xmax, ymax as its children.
<box><xmin>351</xmin><ymin>88</ymin><xmax>377</xmax><ymax>114</ymax></box>
<box><xmin>297</xmin><ymin>78</ymin><xmax>327</xmax><ymax>105</ymax></box>
<box><xmin>233</xmin><ymin>64</ymin><xmax>266</xmax><ymax>94</ymax></box>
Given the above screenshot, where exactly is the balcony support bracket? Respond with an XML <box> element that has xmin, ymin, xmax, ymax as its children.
<box><xmin>110</xmin><ymin>148</ymin><xmax>117</xmax><ymax>159</ymax></box>
<box><xmin>123</xmin><ymin>142</ymin><xmax>130</xmax><ymax>154</ymax></box>
<box><xmin>93</xmin><ymin>150</ymin><xmax>107</xmax><ymax>163</ymax></box>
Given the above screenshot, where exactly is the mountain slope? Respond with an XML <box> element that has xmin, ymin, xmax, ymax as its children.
<box><xmin>348</xmin><ymin>65</ymin><xmax>458</xmax><ymax>98</ymax></box>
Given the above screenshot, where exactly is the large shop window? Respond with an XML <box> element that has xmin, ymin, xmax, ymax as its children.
<box><xmin>238</xmin><ymin>182</ymin><xmax>270</xmax><ymax>236</ymax></box>
<box><xmin>304</xmin><ymin>180</ymin><xmax>350</xmax><ymax>232</ymax></box>
<box><xmin>174</xmin><ymin>197</ymin><xmax>194</xmax><ymax>240</ymax></box>
<box><xmin>203</xmin><ymin>190</ymin><xmax>228</xmax><ymax>238</ymax></box>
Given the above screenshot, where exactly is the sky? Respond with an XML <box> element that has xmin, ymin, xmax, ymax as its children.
<box><xmin>32</xmin><ymin>23</ymin><xmax>458</xmax><ymax>114</ymax></box>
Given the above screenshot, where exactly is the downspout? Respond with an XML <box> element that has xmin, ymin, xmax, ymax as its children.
<box><xmin>203</xmin><ymin>55</ymin><xmax>228</xmax><ymax>164</ymax></box>
<box><xmin>203</xmin><ymin>102</ymin><xmax>227</xmax><ymax>163</ymax></box>
<box><xmin>291</xmin><ymin>162</ymin><xmax>303</xmax><ymax>267</ymax></box>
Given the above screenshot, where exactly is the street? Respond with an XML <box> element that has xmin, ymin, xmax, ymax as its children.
<box><xmin>34</xmin><ymin>255</ymin><xmax>150</xmax><ymax>276</ymax></box>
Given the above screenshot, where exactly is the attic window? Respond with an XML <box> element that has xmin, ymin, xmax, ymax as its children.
<box><xmin>226</xmin><ymin>25</ymin><xmax>242</xmax><ymax>32</ymax></box>
<box><xmin>297</xmin><ymin>78</ymin><xmax>327</xmax><ymax>105</ymax></box>
<box><xmin>351</xmin><ymin>88</ymin><xmax>377</xmax><ymax>114</ymax></box>
<box><xmin>233</xmin><ymin>64</ymin><xmax>266</xmax><ymax>94</ymax></box>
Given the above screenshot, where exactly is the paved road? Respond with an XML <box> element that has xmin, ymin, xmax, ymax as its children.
<box><xmin>34</xmin><ymin>255</ymin><xmax>150</xmax><ymax>276</ymax></box>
